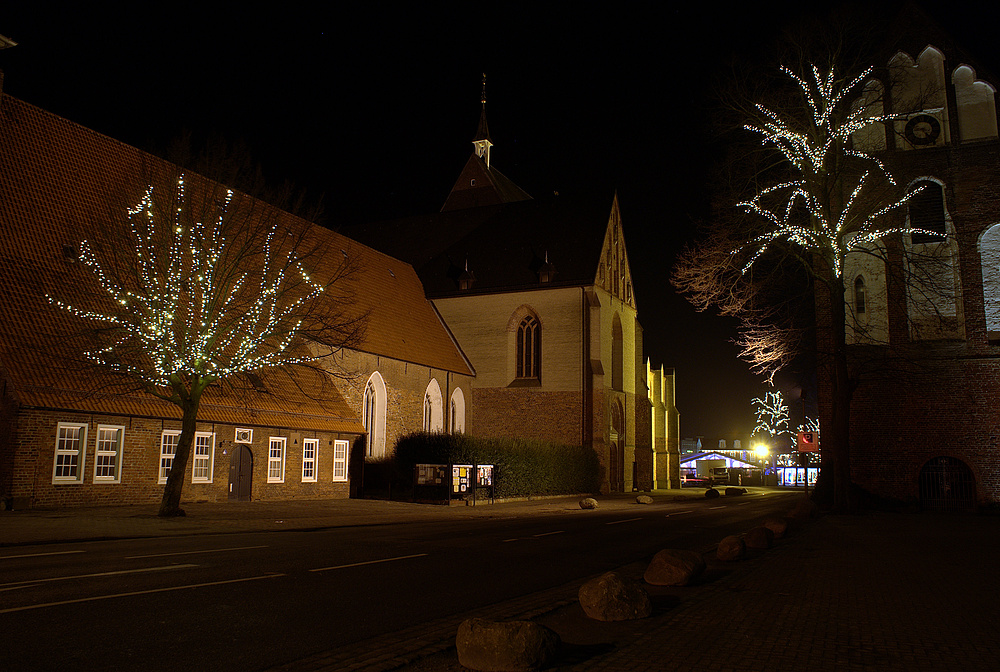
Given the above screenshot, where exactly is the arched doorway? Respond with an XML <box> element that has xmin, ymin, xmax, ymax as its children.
<box><xmin>919</xmin><ymin>456</ymin><xmax>975</xmax><ymax>511</ymax></box>
<box><xmin>228</xmin><ymin>444</ymin><xmax>253</xmax><ymax>501</ymax></box>
<box><xmin>609</xmin><ymin>400</ymin><xmax>625</xmax><ymax>493</ymax></box>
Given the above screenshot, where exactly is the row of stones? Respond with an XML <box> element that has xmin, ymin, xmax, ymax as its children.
<box><xmin>455</xmin><ymin>494</ymin><xmax>818</xmax><ymax>671</ymax></box>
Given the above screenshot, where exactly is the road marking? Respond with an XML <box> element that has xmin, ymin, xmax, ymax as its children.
<box><xmin>532</xmin><ymin>530</ymin><xmax>565</xmax><ymax>537</ymax></box>
<box><xmin>0</xmin><ymin>573</ymin><xmax>286</xmax><ymax>615</ymax></box>
<box><xmin>0</xmin><ymin>550</ymin><xmax>85</xmax><ymax>560</ymax></box>
<box><xmin>666</xmin><ymin>510</ymin><xmax>693</xmax><ymax>517</ymax></box>
<box><xmin>708</xmin><ymin>505</ymin><xmax>727</xmax><ymax>509</ymax></box>
<box><xmin>125</xmin><ymin>545</ymin><xmax>268</xmax><ymax>560</ymax></box>
<box><xmin>309</xmin><ymin>553</ymin><xmax>428</xmax><ymax>573</ymax></box>
<box><xmin>605</xmin><ymin>518</ymin><xmax>643</xmax><ymax>525</ymax></box>
<box><xmin>737</xmin><ymin>501</ymin><xmax>752</xmax><ymax>506</ymax></box>
<box><xmin>0</xmin><ymin>564</ymin><xmax>198</xmax><ymax>588</ymax></box>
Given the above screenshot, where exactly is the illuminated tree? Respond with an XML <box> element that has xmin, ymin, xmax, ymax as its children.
<box><xmin>751</xmin><ymin>390</ymin><xmax>791</xmax><ymax>444</ymax></box>
<box><xmin>674</xmin><ymin>62</ymin><xmax>934</xmax><ymax>511</ymax></box>
<box><xmin>50</xmin><ymin>170</ymin><xmax>362</xmax><ymax>516</ymax></box>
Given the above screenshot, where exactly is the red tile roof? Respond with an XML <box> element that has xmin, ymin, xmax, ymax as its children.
<box><xmin>0</xmin><ymin>95</ymin><xmax>471</xmax><ymax>431</ymax></box>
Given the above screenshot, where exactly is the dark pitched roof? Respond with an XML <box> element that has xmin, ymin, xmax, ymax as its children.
<box><xmin>350</xmin><ymin>191</ymin><xmax>618</xmax><ymax>297</ymax></box>
<box><xmin>0</xmin><ymin>95</ymin><xmax>472</xmax><ymax>429</ymax></box>
<box><xmin>441</xmin><ymin>154</ymin><xmax>532</xmax><ymax>212</ymax></box>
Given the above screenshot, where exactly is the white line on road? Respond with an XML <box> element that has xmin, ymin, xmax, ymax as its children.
<box><xmin>666</xmin><ymin>510</ymin><xmax>693</xmax><ymax>516</ymax></box>
<box><xmin>0</xmin><ymin>564</ymin><xmax>198</xmax><ymax>588</ymax></box>
<box><xmin>532</xmin><ymin>530</ymin><xmax>565</xmax><ymax>537</ymax></box>
<box><xmin>0</xmin><ymin>573</ymin><xmax>286</xmax><ymax>615</ymax></box>
<box><xmin>125</xmin><ymin>545</ymin><xmax>268</xmax><ymax>560</ymax></box>
<box><xmin>708</xmin><ymin>505</ymin><xmax>727</xmax><ymax>509</ymax></box>
<box><xmin>605</xmin><ymin>518</ymin><xmax>643</xmax><ymax>525</ymax></box>
<box><xmin>309</xmin><ymin>553</ymin><xmax>429</xmax><ymax>573</ymax></box>
<box><xmin>0</xmin><ymin>550</ymin><xmax>85</xmax><ymax>560</ymax></box>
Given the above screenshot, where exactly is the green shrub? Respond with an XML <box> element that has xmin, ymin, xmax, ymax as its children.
<box><xmin>391</xmin><ymin>433</ymin><xmax>600</xmax><ymax>499</ymax></box>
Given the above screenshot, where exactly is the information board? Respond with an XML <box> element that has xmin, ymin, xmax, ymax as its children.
<box><xmin>477</xmin><ymin>464</ymin><xmax>494</xmax><ymax>487</ymax></box>
<box><xmin>452</xmin><ymin>464</ymin><xmax>473</xmax><ymax>493</ymax></box>
<box><xmin>415</xmin><ymin>464</ymin><xmax>447</xmax><ymax>486</ymax></box>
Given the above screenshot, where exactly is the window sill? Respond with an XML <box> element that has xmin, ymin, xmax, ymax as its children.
<box><xmin>508</xmin><ymin>378</ymin><xmax>541</xmax><ymax>388</ymax></box>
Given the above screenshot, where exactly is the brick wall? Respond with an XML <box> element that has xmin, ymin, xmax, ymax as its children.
<box><xmin>6</xmin><ymin>408</ymin><xmax>355</xmax><ymax>508</ymax></box>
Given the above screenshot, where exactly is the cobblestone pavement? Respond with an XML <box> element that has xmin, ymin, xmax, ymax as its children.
<box><xmin>568</xmin><ymin>511</ymin><xmax>1000</xmax><ymax>672</ymax></box>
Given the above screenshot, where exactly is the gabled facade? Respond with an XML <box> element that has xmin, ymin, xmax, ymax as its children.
<box><xmin>351</xmin><ymin>99</ymin><xmax>679</xmax><ymax>493</ymax></box>
<box><xmin>0</xmin><ymin>89</ymin><xmax>473</xmax><ymax>508</ymax></box>
<box><xmin>827</xmin><ymin>33</ymin><xmax>1000</xmax><ymax>508</ymax></box>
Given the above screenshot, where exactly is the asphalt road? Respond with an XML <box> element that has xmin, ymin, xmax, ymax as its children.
<box><xmin>0</xmin><ymin>491</ymin><xmax>798</xmax><ymax>671</ymax></box>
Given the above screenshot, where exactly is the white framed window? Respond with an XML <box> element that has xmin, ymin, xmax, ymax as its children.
<box><xmin>423</xmin><ymin>378</ymin><xmax>444</xmax><ymax>433</ymax></box>
<box><xmin>53</xmin><ymin>422</ymin><xmax>88</xmax><ymax>483</ymax></box>
<box><xmin>191</xmin><ymin>433</ymin><xmax>216</xmax><ymax>483</ymax></box>
<box><xmin>268</xmin><ymin>437</ymin><xmax>286</xmax><ymax>483</ymax></box>
<box><xmin>450</xmin><ymin>387</ymin><xmax>466</xmax><ymax>434</ymax></box>
<box><xmin>93</xmin><ymin>425</ymin><xmax>124</xmax><ymax>483</ymax></box>
<box><xmin>159</xmin><ymin>431</ymin><xmax>180</xmax><ymax>484</ymax></box>
<box><xmin>302</xmin><ymin>438</ymin><xmax>318</xmax><ymax>482</ymax></box>
<box><xmin>363</xmin><ymin>372</ymin><xmax>387</xmax><ymax>458</ymax></box>
<box><xmin>332</xmin><ymin>439</ymin><xmax>349</xmax><ymax>482</ymax></box>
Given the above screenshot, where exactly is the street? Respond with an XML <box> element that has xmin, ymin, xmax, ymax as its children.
<box><xmin>1</xmin><ymin>492</ymin><xmax>798</xmax><ymax>671</ymax></box>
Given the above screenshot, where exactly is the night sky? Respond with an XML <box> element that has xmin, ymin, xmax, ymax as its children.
<box><xmin>2</xmin><ymin>2</ymin><xmax>997</xmax><ymax>443</ymax></box>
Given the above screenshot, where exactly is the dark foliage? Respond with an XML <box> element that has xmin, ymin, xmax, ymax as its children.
<box><xmin>390</xmin><ymin>433</ymin><xmax>601</xmax><ymax>499</ymax></box>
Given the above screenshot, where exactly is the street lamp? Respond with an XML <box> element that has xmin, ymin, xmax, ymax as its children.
<box><xmin>753</xmin><ymin>444</ymin><xmax>769</xmax><ymax>486</ymax></box>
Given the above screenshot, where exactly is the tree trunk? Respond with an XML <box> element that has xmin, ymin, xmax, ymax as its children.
<box><xmin>827</xmin><ymin>274</ymin><xmax>854</xmax><ymax>511</ymax></box>
<box><xmin>158</xmin><ymin>397</ymin><xmax>201</xmax><ymax>517</ymax></box>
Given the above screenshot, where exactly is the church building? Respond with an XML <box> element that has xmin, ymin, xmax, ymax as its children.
<box><xmin>350</xmin><ymin>86</ymin><xmax>681</xmax><ymax>492</ymax></box>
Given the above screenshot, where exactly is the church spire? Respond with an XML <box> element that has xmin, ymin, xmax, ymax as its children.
<box><xmin>473</xmin><ymin>73</ymin><xmax>493</xmax><ymax>168</ymax></box>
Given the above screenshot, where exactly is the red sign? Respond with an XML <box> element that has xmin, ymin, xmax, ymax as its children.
<box><xmin>797</xmin><ymin>431</ymin><xmax>819</xmax><ymax>452</ymax></box>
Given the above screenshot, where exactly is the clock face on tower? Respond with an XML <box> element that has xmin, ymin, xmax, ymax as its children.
<box><xmin>904</xmin><ymin>114</ymin><xmax>941</xmax><ymax>146</ymax></box>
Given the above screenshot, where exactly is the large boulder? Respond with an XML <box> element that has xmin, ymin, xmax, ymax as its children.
<box><xmin>578</xmin><ymin>571</ymin><xmax>652</xmax><ymax>621</ymax></box>
<box><xmin>456</xmin><ymin>618</ymin><xmax>560</xmax><ymax>671</ymax></box>
<box><xmin>762</xmin><ymin>517</ymin><xmax>789</xmax><ymax>539</ymax></box>
<box><xmin>705</xmin><ymin>488</ymin><xmax>721</xmax><ymax>499</ymax></box>
<box><xmin>716</xmin><ymin>534</ymin><xmax>747</xmax><ymax>561</ymax></box>
<box><xmin>636</xmin><ymin>494</ymin><xmax>654</xmax><ymax>505</ymax></box>
<box><xmin>744</xmin><ymin>526</ymin><xmax>775</xmax><ymax>549</ymax></box>
<box><xmin>725</xmin><ymin>487</ymin><xmax>748</xmax><ymax>497</ymax></box>
<box><xmin>579</xmin><ymin>497</ymin><xmax>599</xmax><ymax>510</ymax></box>
<box><xmin>644</xmin><ymin>549</ymin><xmax>706</xmax><ymax>586</ymax></box>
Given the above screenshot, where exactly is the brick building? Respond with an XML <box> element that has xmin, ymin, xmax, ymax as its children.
<box><xmin>829</xmin><ymin>33</ymin><xmax>1000</xmax><ymax>508</ymax></box>
<box><xmin>350</xmin><ymin>96</ymin><xmax>681</xmax><ymax>493</ymax></box>
<box><xmin>0</xmin><ymin>88</ymin><xmax>473</xmax><ymax>509</ymax></box>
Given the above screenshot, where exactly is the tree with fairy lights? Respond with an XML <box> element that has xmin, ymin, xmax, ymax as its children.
<box><xmin>673</xmin><ymin>60</ymin><xmax>944</xmax><ymax>511</ymax></box>
<box><xmin>49</xmin><ymin>169</ymin><xmax>363</xmax><ymax>516</ymax></box>
<box><xmin>752</xmin><ymin>390</ymin><xmax>791</xmax><ymax>445</ymax></box>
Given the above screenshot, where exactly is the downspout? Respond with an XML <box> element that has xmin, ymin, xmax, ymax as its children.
<box><xmin>581</xmin><ymin>286</ymin><xmax>588</xmax><ymax>448</ymax></box>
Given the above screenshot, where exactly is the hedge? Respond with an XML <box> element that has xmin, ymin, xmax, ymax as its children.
<box><xmin>390</xmin><ymin>433</ymin><xmax>601</xmax><ymax>499</ymax></box>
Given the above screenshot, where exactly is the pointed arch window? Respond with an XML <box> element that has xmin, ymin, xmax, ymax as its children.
<box><xmin>363</xmin><ymin>372</ymin><xmax>387</xmax><ymax>458</ymax></box>
<box><xmin>450</xmin><ymin>387</ymin><xmax>466</xmax><ymax>434</ymax></box>
<box><xmin>612</xmin><ymin>313</ymin><xmax>624</xmax><ymax>392</ymax></box>
<box><xmin>516</xmin><ymin>315</ymin><xmax>541</xmax><ymax>379</ymax></box>
<box><xmin>854</xmin><ymin>276</ymin><xmax>867</xmax><ymax>315</ymax></box>
<box><xmin>909</xmin><ymin>181</ymin><xmax>947</xmax><ymax>243</ymax></box>
<box><xmin>423</xmin><ymin>378</ymin><xmax>444</xmax><ymax>433</ymax></box>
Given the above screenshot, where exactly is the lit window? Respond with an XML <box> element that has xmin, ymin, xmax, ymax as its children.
<box><xmin>191</xmin><ymin>433</ymin><xmax>215</xmax><ymax>483</ymax></box>
<box><xmin>302</xmin><ymin>438</ymin><xmax>318</xmax><ymax>482</ymax></box>
<box><xmin>332</xmin><ymin>439</ymin><xmax>349</xmax><ymax>482</ymax></box>
<box><xmin>93</xmin><ymin>425</ymin><xmax>124</xmax><ymax>483</ymax></box>
<box><xmin>516</xmin><ymin>315</ymin><xmax>540</xmax><ymax>379</ymax></box>
<box><xmin>268</xmin><ymin>437</ymin><xmax>286</xmax><ymax>483</ymax></box>
<box><xmin>159</xmin><ymin>431</ymin><xmax>180</xmax><ymax>484</ymax></box>
<box><xmin>53</xmin><ymin>422</ymin><xmax>87</xmax><ymax>483</ymax></box>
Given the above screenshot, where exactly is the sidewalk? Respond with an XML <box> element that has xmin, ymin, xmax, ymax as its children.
<box><xmin>565</xmin><ymin>510</ymin><xmax>1000</xmax><ymax>672</ymax></box>
<box><xmin>0</xmin><ymin>489</ymin><xmax>715</xmax><ymax>546</ymax></box>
